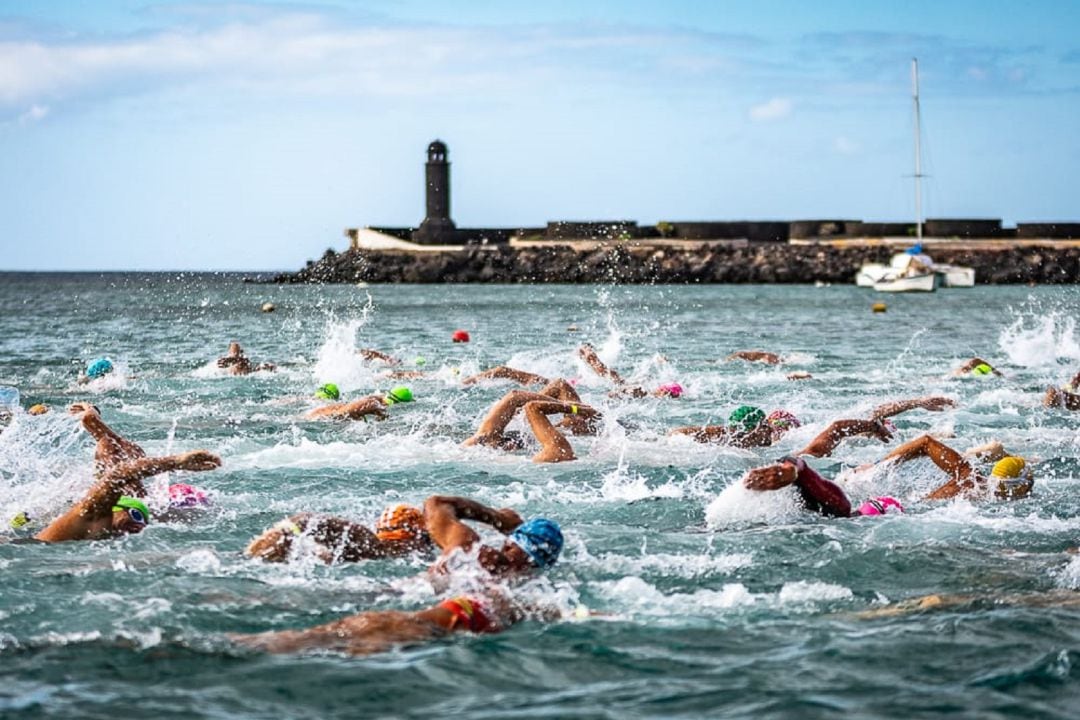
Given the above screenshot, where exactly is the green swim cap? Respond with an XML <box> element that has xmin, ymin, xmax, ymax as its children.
<box><xmin>414</xmin><ymin>357</ymin><xmax>427</xmax><ymax>366</ymax></box>
<box><xmin>972</xmin><ymin>363</ymin><xmax>993</xmax><ymax>376</ymax></box>
<box><xmin>384</xmin><ymin>386</ymin><xmax>414</xmax><ymax>405</ymax></box>
<box><xmin>315</xmin><ymin>383</ymin><xmax>340</xmax><ymax>400</ymax></box>
<box><xmin>728</xmin><ymin>405</ymin><xmax>765</xmax><ymax>433</ymax></box>
<box><xmin>112</xmin><ymin>496</ymin><xmax>151</xmax><ymax>523</ymax></box>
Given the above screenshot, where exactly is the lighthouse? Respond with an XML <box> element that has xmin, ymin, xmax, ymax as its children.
<box><xmin>413</xmin><ymin>139</ymin><xmax>457</xmax><ymax>244</ymax></box>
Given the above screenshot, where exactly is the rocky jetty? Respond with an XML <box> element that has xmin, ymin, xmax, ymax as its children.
<box><xmin>266</xmin><ymin>243</ymin><xmax>1080</xmax><ymax>285</ymax></box>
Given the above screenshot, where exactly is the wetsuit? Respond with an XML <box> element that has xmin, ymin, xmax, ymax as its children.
<box><xmin>780</xmin><ymin>456</ymin><xmax>852</xmax><ymax>518</ymax></box>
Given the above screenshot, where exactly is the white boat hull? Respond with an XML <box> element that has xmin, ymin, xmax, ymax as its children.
<box><xmin>937</xmin><ymin>265</ymin><xmax>975</xmax><ymax>287</ymax></box>
<box><xmin>873</xmin><ymin>272</ymin><xmax>938</xmax><ymax>292</ymax></box>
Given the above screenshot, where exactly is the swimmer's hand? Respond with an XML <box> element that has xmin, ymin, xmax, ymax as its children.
<box><xmin>492</xmin><ymin>508</ymin><xmax>524</xmax><ymax>533</ymax></box>
<box><xmin>743</xmin><ymin>462</ymin><xmax>798</xmax><ymax>491</ymax></box>
<box><xmin>915</xmin><ymin>396</ymin><xmax>956</xmax><ymax>412</ymax></box>
<box><xmin>178</xmin><ymin>450</ymin><xmax>222</xmax><ymax>472</ymax></box>
<box><xmin>868</xmin><ymin>421</ymin><xmax>894</xmax><ymax>443</ymax></box>
<box><xmin>68</xmin><ymin>402</ymin><xmax>98</xmax><ymax>417</ymax></box>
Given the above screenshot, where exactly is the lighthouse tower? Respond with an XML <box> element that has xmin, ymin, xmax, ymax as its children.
<box><xmin>413</xmin><ymin>139</ymin><xmax>457</xmax><ymax>244</ymax></box>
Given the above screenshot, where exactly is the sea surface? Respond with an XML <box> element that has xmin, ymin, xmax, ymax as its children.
<box><xmin>1</xmin><ymin>273</ymin><xmax>1078</xmax><ymax>719</ymax></box>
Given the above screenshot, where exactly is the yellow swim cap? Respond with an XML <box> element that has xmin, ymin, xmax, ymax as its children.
<box><xmin>991</xmin><ymin>456</ymin><xmax>1025</xmax><ymax>479</ymax></box>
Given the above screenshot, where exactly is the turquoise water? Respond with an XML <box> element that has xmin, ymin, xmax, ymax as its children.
<box><xmin>1</xmin><ymin>273</ymin><xmax>1079</xmax><ymax>719</ymax></box>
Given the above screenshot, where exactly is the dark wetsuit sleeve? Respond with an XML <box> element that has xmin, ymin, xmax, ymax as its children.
<box><xmin>792</xmin><ymin>459</ymin><xmax>852</xmax><ymax>518</ymax></box>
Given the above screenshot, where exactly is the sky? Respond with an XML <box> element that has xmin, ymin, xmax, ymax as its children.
<box><xmin>2</xmin><ymin>0</ymin><xmax>1078</xmax><ymax>270</ymax></box>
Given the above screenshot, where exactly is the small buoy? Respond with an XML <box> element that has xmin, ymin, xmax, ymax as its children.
<box><xmin>27</xmin><ymin>404</ymin><xmax>48</xmax><ymax>416</ymax></box>
<box><xmin>452</xmin><ymin>329</ymin><xmax>470</xmax><ymax>343</ymax></box>
<box><xmin>872</xmin><ymin>303</ymin><xmax>887</xmax><ymax>313</ymax></box>
<box><xmin>261</xmin><ymin>302</ymin><xmax>276</xmax><ymax>313</ymax></box>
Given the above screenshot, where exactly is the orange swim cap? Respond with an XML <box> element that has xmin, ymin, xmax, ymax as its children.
<box><xmin>376</xmin><ymin>504</ymin><xmax>425</xmax><ymax>542</ymax></box>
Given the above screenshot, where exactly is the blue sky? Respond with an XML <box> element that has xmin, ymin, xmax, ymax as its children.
<box><xmin>2</xmin><ymin>0</ymin><xmax>1078</xmax><ymax>270</ymax></box>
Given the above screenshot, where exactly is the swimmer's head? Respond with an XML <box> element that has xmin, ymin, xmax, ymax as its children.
<box><xmin>728</xmin><ymin>405</ymin><xmax>765</xmax><ymax>434</ymax></box>
<box><xmin>86</xmin><ymin>358</ymin><xmax>114</xmax><ymax>379</ymax></box>
<box><xmin>855</xmin><ymin>496</ymin><xmax>904</xmax><ymax>516</ymax></box>
<box><xmin>765</xmin><ymin>409</ymin><xmax>801</xmax><ymax>439</ymax></box>
<box><xmin>375</xmin><ymin>504</ymin><xmax>427</xmax><ymax>543</ymax></box>
<box><xmin>656</xmin><ymin>382</ymin><xmax>683</xmax><ymax>398</ymax></box>
<box><xmin>991</xmin><ymin>456</ymin><xmax>1025</xmax><ymax>479</ymax></box>
<box><xmin>111</xmin><ymin>495</ymin><xmax>150</xmax><ymax>533</ymax></box>
<box><xmin>168</xmin><ymin>483</ymin><xmax>210</xmax><ymax>509</ymax></box>
<box><xmin>497</xmin><ymin>430</ymin><xmax>528</xmax><ymax>451</ymax></box>
<box><xmin>315</xmin><ymin>383</ymin><xmax>340</xmax><ymax>401</ymax></box>
<box><xmin>507</xmin><ymin>518</ymin><xmax>563</xmax><ymax>569</ymax></box>
<box><xmin>991</xmin><ymin>456</ymin><xmax>1034</xmax><ymax>500</ymax></box>
<box><xmin>384</xmin><ymin>386</ymin><xmax>414</xmax><ymax>405</ymax></box>
<box><xmin>972</xmin><ymin>363</ymin><xmax>994</xmax><ymax>376</ymax></box>
<box><xmin>27</xmin><ymin>404</ymin><xmax>49</xmax><ymax>416</ymax></box>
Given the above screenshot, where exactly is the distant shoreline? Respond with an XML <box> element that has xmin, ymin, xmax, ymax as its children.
<box><xmin>267</xmin><ymin>239</ymin><xmax>1080</xmax><ymax>285</ymax></box>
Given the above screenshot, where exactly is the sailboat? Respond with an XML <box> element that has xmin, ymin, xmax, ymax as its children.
<box><xmin>858</xmin><ymin>59</ymin><xmax>975</xmax><ymax>292</ymax></box>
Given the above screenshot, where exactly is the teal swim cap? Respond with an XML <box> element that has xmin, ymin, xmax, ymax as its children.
<box><xmin>384</xmin><ymin>386</ymin><xmax>414</xmax><ymax>405</ymax></box>
<box><xmin>728</xmin><ymin>405</ymin><xmax>765</xmax><ymax>433</ymax></box>
<box><xmin>315</xmin><ymin>383</ymin><xmax>340</xmax><ymax>400</ymax></box>
<box><xmin>86</xmin><ymin>358</ymin><xmax>114</xmax><ymax>379</ymax></box>
<box><xmin>972</xmin><ymin>363</ymin><xmax>993</xmax><ymax>376</ymax></box>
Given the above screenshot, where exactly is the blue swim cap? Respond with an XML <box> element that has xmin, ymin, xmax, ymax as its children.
<box><xmin>508</xmin><ymin>518</ymin><xmax>563</xmax><ymax>568</ymax></box>
<box><xmin>86</xmin><ymin>358</ymin><xmax>114</xmax><ymax>379</ymax></box>
<box><xmin>906</xmin><ymin>244</ymin><xmax>924</xmax><ymax>255</ymax></box>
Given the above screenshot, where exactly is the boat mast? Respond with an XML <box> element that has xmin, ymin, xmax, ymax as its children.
<box><xmin>911</xmin><ymin>58</ymin><xmax>923</xmax><ymax>243</ymax></box>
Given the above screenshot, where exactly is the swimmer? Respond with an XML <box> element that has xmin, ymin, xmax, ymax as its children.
<box><xmin>423</xmin><ymin>495</ymin><xmax>564</xmax><ymax>580</ymax></box>
<box><xmin>229</xmin><ymin>588</ymin><xmax>553</xmax><ymax>656</ymax></box>
<box><xmin>305</xmin><ymin>385</ymin><xmax>414</xmax><ymax>421</ymax></box>
<box><xmin>577</xmin><ymin>344</ymin><xmax>680</xmax><ymax>398</ymax></box>
<box><xmin>357</xmin><ymin>348</ymin><xmax>399</xmax><ymax>365</ymax></box>
<box><xmin>1043</xmin><ymin>369</ymin><xmax>1080</xmax><ymax>410</ymax></box>
<box><xmin>796</xmin><ymin>396</ymin><xmax>956</xmax><ymax>458</ymax></box>
<box><xmin>245</xmin><ymin>504</ymin><xmax>432</xmax><ymax>563</ymax></box>
<box><xmin>742</xmin><ymin>456</ymin><xmax>903</xmax><ymax>519</ymax></box>
<box><xmin>726</xmin><ymin>350</ymin><xmax>784</xmax><ymax>365</ymax></box>
<box><xmin>670</xmin><ymin>406</ymin><xmax>791</xmax><ymax>448</ymax></box>
<box><xmin>216</xmin><ymin>342</ymin><xmax>275</xmax><ymax>375</ymax></box>
<box><xmin>34</xmin><ymin>449</ymin><xmax>221</xmax><ymax>542</ymax></box>
<box><xmin>464</xmin><ymin>382</ymin><xmax>599</xmax><ymax>462</ymax></box>
<box><xmin>952</xmin><ymin>357</ymin><xmax>1003</xmax><ymax>377</ymax></box>
<box><xmin>879</xmin><ymin>434</ymin><xmax>1034</xmax><ymax>501</ymax></box>
<box><xmin>854</xmin><ymin>589</ymin><xmax>1080</xmax><ymax>619</ymax></box>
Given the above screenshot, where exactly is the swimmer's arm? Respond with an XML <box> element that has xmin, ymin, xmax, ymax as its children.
<box><xmin>461</xmin><ymin>366</ymin><xmax>549</xmax><ymax>386</ymax></box>
<box><xmin>743</xmin><ymin>461</ymin><xmax>799</xmax><ymax>491</ymax></box>
<box><xmin>797</xmin><ymin>419</ymin><xmax>892</xmax><ymax>458</ymax></box>
<box><xmin>69</xmin><ymin>403</ymin><xmax>116</xmax><ymax>442</ymax></box>
<box><xmin>424</xmin><ymin>495</ymin><xmax>522</xmax><ymax>533</ymax></box>
<box><xmin>726</xmin><ymin>350</ymin><xmax>782</xmax><ymax>364</ymax></box>
<box><xmin>305</xmin><ymin>397</ymin><xmax>387</xmax><ymax>421</ymax></box>
<box><xmin>868</xmin><ymin>396</ymin><xmax>956</xmax><ymax>421</ymax></box>
<box><xmin>78</xmin><ymin>450</ymin><xmax>221</xmax><ymax>516</ymax></box>
<box><xmin>358</xmin><ymin>349</ymin><xmax>398</xmax><ymax>364</ymax></box>
<box><xmin>954</xmin><ymin>357</ymin><xmax>1003</xmax><ymax>377</ymax></box>
<box><xmin>670</xmin><ymin>425</ymin><xmax>728</xmax><ymax>443</ymax></box>
<box><xmin>423</xmin><ymin>496</ymin><xmax>485</xmax><ymax>552</ymax></box>
<box><xmin>578</xmin><ymin>344</ymin><xmax>625</xmax><ymax>384</ymax></box>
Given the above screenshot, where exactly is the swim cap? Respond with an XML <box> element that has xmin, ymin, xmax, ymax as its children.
<box><xmin>27</xmin><ymin>404</ymin><xmax>48</xmax><ymax>415</ymax></box>
<box><xmin>375</xmin><ymin>504</ymin><xmax>425</xmax><ymax>542</ymax></box>
<box><xmin>766</xmin><ymin>410</ymin><xmax>801</xmax><ymax>431</ymax></box>
<box><xmin>9</xmin><ymin>511</ymin><xmax>30</xmax><ymax>529</ymax></box>
<box><xmin>414</xmin><ymin>357</ymin><xmax>427</xmax><ymax>366</ymax></box>
<box><xmin>508</xmin><ymin>518</ymin><xmax>563</xmax><ymax>569</ymax></box>
<box><xmin>728</xmin><ymin>405</ymin><xmax>765</xmax><ymax>433</ymax></box>
<box><xmin>86</xmin><ymin>358</ymin><xmax>114</xmax><ymax>379</ymax></box>
<box><xmin>906</xmin><ymin>244</ymin><xmax>924</xmax><ymax>255</ymax></box>
<box><xmin>991</xmin><ymin>456</ymin><xmax>1026</xmax><ymax>479</ymax></box>
<box><xmin>384</xmin><ymin>386</ymin><xmax>414</xmax><ymax>405</ymax></box>
<box><xmin>315</xmin><ymin>383</ymin><xmax>340</xmax><ymax>400</ymax></box>
<box><xmin>112</xmin><ymin>495</ymin><xmax>150</xmax><ymax>524</ymax></box>
<box><xmin>657</xmin><ymin>383</ymin><xmax>683</xmax><ymax>398</ymax></box>
<box><xmin>452</xmin><ymin>330</ymin><xmax>470</xmax><ymax>343</ymax></box>
<box><xmin>972</xmin><ymin>363</ymin><xmax>994</xmax><ymax>376</ymax></box>
<box><xmin>169</xmin><ymin>483</ymin><xmax>210</xmax><ymax>508</ymax></box>
<box><xmin>856</xmin><ymin>496</ymin><xmax>904</xmax><ymax>516</ymax></box>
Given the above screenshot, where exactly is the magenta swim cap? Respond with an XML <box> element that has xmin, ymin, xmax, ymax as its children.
<box><xmin>169</xmin><ymin>483</ymin><xmax>210</xmax><ymax>508</ymax></box>
<box><xmin>657</xmin><ymin>383</ymin><xmax>683</xmax><ymax>398</ymax></box>
<box><xmin>856</xmin><ymin>496</ymin><xmax>904</xmax><ymax>516</ymax></box>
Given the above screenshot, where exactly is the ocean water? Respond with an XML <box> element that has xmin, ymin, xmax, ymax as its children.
<box><xmin>0</xmin><ymin>272</ymin><xmax>1078</xmax><ymax>719</ymax></box>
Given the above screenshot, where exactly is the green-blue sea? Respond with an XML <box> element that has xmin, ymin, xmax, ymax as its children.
<box><xmin>1</xmin><ymin>273</ymin><xmax>1079</xmax><ymax>719</ymax></box>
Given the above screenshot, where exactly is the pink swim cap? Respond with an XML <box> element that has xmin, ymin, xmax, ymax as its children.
<box><xmin>856</xmin><ymin>496</ymin><xmax>904</xmax><ymax>516</ymax></box>
<box><xmin>169</xmin><ymin>483</ymin><xmax>210</xmax><ymax>508</ymax></box>
<box><xmin>657</xmin><ymin>383</ymin><xmax>683</xmax><ymax>398</ymax></box>
<box><xmin>765</xmin><ymin>410</ymin><xmax>801</xmax><ymax>430</ymax></box>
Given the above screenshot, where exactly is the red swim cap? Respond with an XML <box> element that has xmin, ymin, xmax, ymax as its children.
<box><xmin>452</xmin><ymin>329</ymin><xmax>470</xmax><ymax>343</ymax></box>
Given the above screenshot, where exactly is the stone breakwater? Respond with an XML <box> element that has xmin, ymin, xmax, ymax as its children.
<box><xmin>267</xmin><ymin>243</ymin><xmax>1080</xmax><ymax>284</ymax></box>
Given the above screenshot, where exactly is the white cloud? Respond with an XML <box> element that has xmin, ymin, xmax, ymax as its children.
<box><xmin>18</xmin><ymin>103</ymin><xmax>48</xmax><ymax>123</ymax></box>
<box><xmin>749</xmin><ymin>97</ymin><xmax>792</xmax><ymax>121</ymax></box>
<box><xmin>833</xmin><ymin>135</ymin><xmax>859</xmax><ymax>154</ymax></box>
